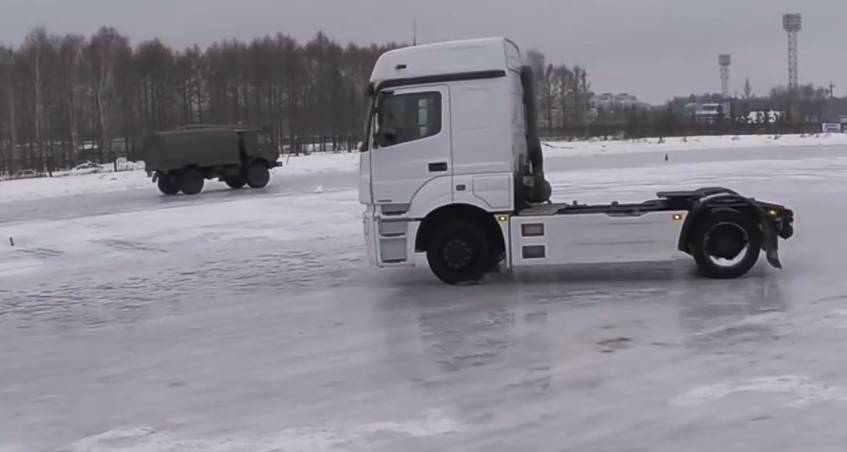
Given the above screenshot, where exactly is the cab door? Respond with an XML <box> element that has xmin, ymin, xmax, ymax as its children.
<box><xmin>369</xmin><ymin>85</ymin><xmax>452</xmax><ymax>214</ymax></box>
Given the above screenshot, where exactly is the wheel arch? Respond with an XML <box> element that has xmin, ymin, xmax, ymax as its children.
<box><xmin>678</xmin><ymin>196</ymin><xmax>769</xmax><ymax>256</ymax></box>
<box><xmin>415</xmin><ymin>204</ymin><xmax>505</xmax><ymax>255</ymax></box>
<box><xmin>246</xmin><ymin>156</ymin><xmax>272</xmax><ymax>168</ymax></box>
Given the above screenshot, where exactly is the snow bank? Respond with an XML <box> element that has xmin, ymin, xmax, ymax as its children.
<box><xmin>277</xmin><ymin>151</ymin><xmax>359</xmax><ymax>174</ymax></box>
<box><xmin>0</xmin><ymin>171</ymin><xmax>153</xmax><ymax>203</ymax></box>
<box><xmin>0</xmin><ymin>152</ymin><xmax>360</xmax><ymax>204</ymax></box>
<box><xmin>2</xmin><ymin>134</ymin><xmax>847</xmax><ymax>204</ymax></box>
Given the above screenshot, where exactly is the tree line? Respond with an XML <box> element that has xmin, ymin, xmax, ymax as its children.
<box><xmin>0</xmin><ymin>27</ymin><xmax>400</xmax><ymax>175</ymax></box>
<box><xmin>0</xmin><ymin>27</ymin><xmax>596</xmax><ymax>176</ymax></box>
<box><xmin>526</xmin><ymin>49</ymin><xmax>593</xmax><ymax>136</ymax></box>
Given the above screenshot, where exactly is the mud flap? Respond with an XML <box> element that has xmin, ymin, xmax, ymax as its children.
<box><xmin>750</xmin><ymin>201</ymin><xmax>782</xmax><ymax>269</ymax></box>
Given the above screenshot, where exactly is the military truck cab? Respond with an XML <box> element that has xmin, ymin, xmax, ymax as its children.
<box><xmin>359</xmin><ymin>38</ymin><xmax>795</xmax><ymax>284</ymax></box>
<box><xmin>143</xmin><ymin>125</ymin><xmax>281</xmax><ymax>195</ymax></box>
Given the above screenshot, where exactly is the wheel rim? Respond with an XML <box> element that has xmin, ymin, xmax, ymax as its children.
<box><xmin>443</xmin><ymin>238</ymin><xmax>474</xmax><ymax>270</ymax></box>
<box><xmin>704</xmin><ymin>222</ymin><xmax>750</xmax><ymax>268</ymax></box>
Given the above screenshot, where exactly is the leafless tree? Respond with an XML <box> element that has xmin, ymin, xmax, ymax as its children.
<box><xmin>1</xmin><ymin>27</ymin><xmax>593</xmax><ymax>171</ymax></box>
<box><xmin>0</xmin><ymin>46</ymin><xmax>16</xmax><ymax>173</ymax></box>
<box><xmin>87</xmin><ymin>27</ymin><xmax>131</xmax><ymax>161</ymax></box>
<box><xmin>743</xmin><ymin>78</ymin><xmax>753</xmax><ymax>101</ymax></box>
<box><xmin>59</xmin><ymin>34</ymin><xmax>87</xmax><ymax>161</ymax></box>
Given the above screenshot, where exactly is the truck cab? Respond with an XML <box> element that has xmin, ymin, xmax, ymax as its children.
<box><xmin>359</xmin><ymin>38</ymin><xmax>794</xmax><ymax>284</ymax></box>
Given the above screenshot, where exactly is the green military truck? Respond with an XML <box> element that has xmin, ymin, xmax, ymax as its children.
<box><xmin>142</xmin><ymin>125</ymin><xmax>281</xmax><ymax>195</ymax></box>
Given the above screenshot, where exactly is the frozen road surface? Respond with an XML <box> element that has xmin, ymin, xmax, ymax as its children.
<box><xmin>3</xmin><ymin>145</ymin><xmax>847</xmax><ymax>451</ymax></box>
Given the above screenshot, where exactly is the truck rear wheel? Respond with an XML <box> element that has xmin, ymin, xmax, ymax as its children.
<box><xmin>692</xmin><ymin>210</ymin><xmax>762</xmax><ymax>279</ymax></box>
<box><xmin>180</xmin><ymin>168</ymin><xmax>205</xmax><ymax>195</ymax></box>
<box><xmin>245</xmin><ymin>162</ymin><xmax>270</xmax><ymax>189</ymax></box>
<box><xmin>157</xmin><ymin>173</ymin><xmax>180</xmax><ymax>195</ymax></box>
<box><xmin>225</xmin><ymin>176</ymin><xmax>246</xmax><ymax>189</ymax></box>
<box><xmin>427</xmin><ymin>220</ymin><xmax>491</xmax><ymax>285</ymax></box>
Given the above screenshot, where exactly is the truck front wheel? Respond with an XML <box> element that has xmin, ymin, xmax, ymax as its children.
<box><xmin>157</xmin><ymin>173</ymin><xmax>180</xmax><ymax>195</ymax></box>
<box><xmin>245</xmin><ymin>162</ymin><xmax>270</xmax><ymax>189</ymax></box>
<box><xmin>427</xmin><ymin>220</ymin><xmax>492</xmax><ymax>285</ymax></box>
<box><xmin>692</xmin><ymin>210</ymin><xmax>762</xmax><ymax>279</ymax></box>
<box><xmin>180</xmin><ymin>168</ymin><xmax>205</xmax><ymax>195</ymax></box>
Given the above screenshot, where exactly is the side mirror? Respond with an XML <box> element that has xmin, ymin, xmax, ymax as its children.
<box><xmin>374</xmin><ymin>130</ymin><xmax>388</xmax><ymax>148</ymax></box>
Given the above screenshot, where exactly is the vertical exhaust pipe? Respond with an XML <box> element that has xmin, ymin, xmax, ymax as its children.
<box><xmin>520</xmin><ymin>65</ymin><xmax>551</xmax><ymax>203</ymax></box>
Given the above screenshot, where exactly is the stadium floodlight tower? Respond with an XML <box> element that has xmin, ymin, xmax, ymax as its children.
<box><xmin>719</xmin><ymin>54</ymin><xmax>731</xmax><ymax>100</ymax></box>
<box><xmin>782</xmin><ymin>13</ymin><xmax>802</xmax><ymax>89</ymax></box>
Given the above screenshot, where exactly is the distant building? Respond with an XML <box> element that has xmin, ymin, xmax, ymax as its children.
<box><xmin>592</xmin><ymin>92</ymin><xmax>643</xmax><ymax>110</ymax></box>
<box><xmin>683</xmin><ymin>102</ymin><xmax>732</xmax><ymax>124</ymax></box>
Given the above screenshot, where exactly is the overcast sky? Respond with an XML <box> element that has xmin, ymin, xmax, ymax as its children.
<box><xmin>1</xmin><ymin>0</ymin><xmax>844</xmax><ymax>103</ymax></box>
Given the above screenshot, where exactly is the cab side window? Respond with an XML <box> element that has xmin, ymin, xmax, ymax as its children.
<box><xmin>376</xmin><ymin>92</ymin><xmax>442</xmax><ymax>147</ymax></box>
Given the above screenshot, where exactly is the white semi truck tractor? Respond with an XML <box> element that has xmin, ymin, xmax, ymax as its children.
<box><xmin>358</xmin><ymin>38</ymin><xmax>795</xmax><ymax>285</ymax></box>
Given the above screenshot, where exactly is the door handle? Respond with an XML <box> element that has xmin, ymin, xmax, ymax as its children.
<box><xmin>428</xmin><ymin>162</ymin><xmax>448</xmax><ymax>172</ymax></box>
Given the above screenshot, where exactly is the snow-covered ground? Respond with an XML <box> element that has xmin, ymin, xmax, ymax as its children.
<box><xmin>0</xmin><ymin>152</ymin><xmax>362</xmax><ymax>204</ymax></box>
<box><xmin>542</xmin><ymin>132</ymin><xmax>847</xmax><ymax>156</ymax></box>
<box><xmin>3</xmin><ymin>141</ymin><xmax>847</xmax><ymax>452</ymax></box>
<box><xmin>3</xmin><ymin>133</ymin><xmax>847</xmax><ymax>204</ymax></box>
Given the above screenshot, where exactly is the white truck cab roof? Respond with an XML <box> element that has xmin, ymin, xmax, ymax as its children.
<box><xmin>369</xmin><ymin>37</ymin><xmax>524</xmax><ymax>86</ymax></box>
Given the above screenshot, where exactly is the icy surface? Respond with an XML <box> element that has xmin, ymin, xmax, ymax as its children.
<box><xmin>542</xmin><ymin>132</ymin><xmax>847</xmax><ymax>156</ymax></box>
<box><xmin>1</xmin><ymin>143</ymin><xmax>847</xmax><ymax>451</ymax></box>
<box><xmin>3</xmin><ymin>133</ymin><xmax>847</xmax><ymax>204</ymax></box>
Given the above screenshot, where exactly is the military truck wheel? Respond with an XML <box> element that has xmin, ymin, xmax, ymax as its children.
<box><xmin>180</xmin><ymin>168</ymin><xmax>205</xmax><ymax>195</ymax></box>
<box><xmin>225</xmin><ymin>176</ymin><xmax>246</xmax><ymax>189</ymax></box>
<box><xmin>245</xmin><ymin>162</ymin><xmax>270</xmax><ymax>189</ymax></box>
<box><xmin>157</xmin><ymin>173</ymin><xmax>180</xmax><ymax>195</ymax></box>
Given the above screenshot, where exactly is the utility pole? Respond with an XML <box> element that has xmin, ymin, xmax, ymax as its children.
<box><xmin>413</xmin><ymin>19</ymin><xmax>417</xmax><ymax>46</ymax></box>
